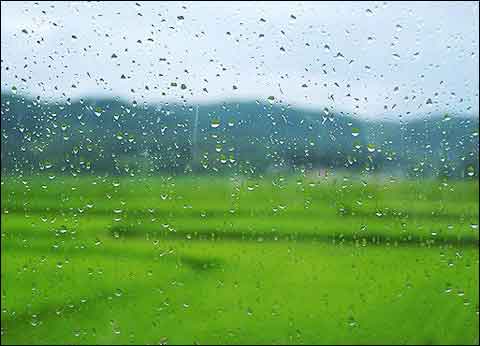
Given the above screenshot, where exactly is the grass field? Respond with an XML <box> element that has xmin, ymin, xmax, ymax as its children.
<box><xmin>1</xmin><ymin>175</ymin><xmax>479</xmax><ymax>344</ymax></box>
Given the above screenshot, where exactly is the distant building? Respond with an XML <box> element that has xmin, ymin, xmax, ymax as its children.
<box><xmin>305</xmin><ymin>166</ymin><xmax>329</xmax><ymax>180</ymax></box>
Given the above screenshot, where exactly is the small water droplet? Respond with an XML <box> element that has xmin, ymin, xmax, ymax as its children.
<box><xmin>347</xmin><ymin>316</ymin><xmax>357</xmax><ymax>327</ymax></box>
<box><xmin>211</xmin><ymin>118</ymin><xmax>221</xmax><ymax>128</ymax></box>
<box><xmin>466</xmin><ymin>165</ymin><xmax>475</xmax><ymax>177</ymax></box>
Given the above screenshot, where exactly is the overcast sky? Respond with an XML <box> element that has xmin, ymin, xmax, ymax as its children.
<box><xmin>1</xmin><ymin>1</ymin><xmax>479</xmax><ymax>119</ymax></box>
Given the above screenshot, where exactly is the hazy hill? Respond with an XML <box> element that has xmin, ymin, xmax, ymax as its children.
<box><xmin>1</xmin><ymin>92</ymin><xmax>478</xmax><ymax>178</ymax></box>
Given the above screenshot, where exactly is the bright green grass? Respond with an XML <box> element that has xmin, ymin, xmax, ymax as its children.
<box><xmin>1</xmin><ymin>175</ymin><xmax>479</xmax><ymax>344</ymax></box>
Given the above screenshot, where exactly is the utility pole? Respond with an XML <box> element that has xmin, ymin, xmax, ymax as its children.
<box><xmin>191</xmin><ymin>105</ymin><xmax>199</xmax><ymax>172</ymax></box>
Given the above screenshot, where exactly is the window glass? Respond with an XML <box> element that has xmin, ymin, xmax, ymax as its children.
<box><xmin>1</xmin><ymin>1</ymin><xmax>479</xmax><ymax>344</ymax></box>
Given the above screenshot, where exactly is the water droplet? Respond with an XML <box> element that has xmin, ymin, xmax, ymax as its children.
<box><xmin>347</xmin><ymin>316</ymin><xmax>357</xmax><ymax>327</ymax></box>
<box><xmin>445</xmin><ymin>283</ymin><xmax>452</xmax><ymax>293</ymax></box>
<box><xmin>466</xmin><ymin>165</ymin><xmax>475</xmax><ymax>177</ymax></box>
<box><xmin>94</xmin><ymin>106</ymin><xmax>103</xmax><ymax>117</ymax></box>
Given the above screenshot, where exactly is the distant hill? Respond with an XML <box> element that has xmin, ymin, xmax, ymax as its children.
<box><xmin>1</xmin><ymin>92</ymin><xmax>478</xmax><ymax>178</ymax></box>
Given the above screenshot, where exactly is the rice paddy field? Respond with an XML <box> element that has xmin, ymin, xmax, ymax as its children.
<box><xmin>1</xmin><ymin>175</ymin><xmax>479</xmax><ymax>344</ymax></box>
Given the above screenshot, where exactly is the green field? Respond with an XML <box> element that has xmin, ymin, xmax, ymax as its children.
<box><xmin>1</xmin><ymin>175</ymin><xmax>479</xmax><ymax>344</ymax></box>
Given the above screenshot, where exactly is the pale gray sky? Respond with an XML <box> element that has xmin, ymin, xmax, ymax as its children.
<box><xmin>1</xmin><ymin>1</ymin><xmax>479</xmax><ymax>119</ymax></box>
